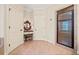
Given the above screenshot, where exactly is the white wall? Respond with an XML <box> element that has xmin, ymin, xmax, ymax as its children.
<box><xmin>33</xmin><ymin>8</ymin><xmax>46</xmax><ymax>40</ymax></box>
<box><xmin>33</xmin><ymin>4</ymin><xmax>72</xmax><ymax>44</ymax></box>
<box><xmin>44</xmin><ymin>6</ymin><xmax>56</xmax><ymax>44</ymax></box>
<box><xmin>0</xmin><ymin>5</ymin><xmax>5</xmax><ymax>49</ymax></box>
<box><xmin>0</xmin><ymin>5</ymin><xmax>5</xmax><ymax>38</ymax></box>
<box><xmin>77</xmin><ymin>4</ymin><xmax>79</xmax><ymax>54</ymax></box>
<box><xmin>24</xmin><ymin>7</ymin><xmax>34</xmax><ymax>30</ymax></box>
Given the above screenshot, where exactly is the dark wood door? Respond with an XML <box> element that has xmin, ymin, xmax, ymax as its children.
<box><xmin>57</xmin><ymin>5</ymin><xmax>74</xmax><ymax>48</ymax></box>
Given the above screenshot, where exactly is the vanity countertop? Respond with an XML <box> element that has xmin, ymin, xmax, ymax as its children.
<box><xmin>24</xmin><ymin>30</ymin><xmax>33</xmax><ymax>34</ymax></box>
<box><xmin>24</xmin><ymin>30</ymin><xmax>33</xmax><ymax>32</ymax></box>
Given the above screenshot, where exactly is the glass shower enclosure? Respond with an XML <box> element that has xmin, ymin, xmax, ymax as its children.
<box><xmin>57</xmin><ymin>5</ymin><xmax>74</xmax><ymax>48</ymax></box>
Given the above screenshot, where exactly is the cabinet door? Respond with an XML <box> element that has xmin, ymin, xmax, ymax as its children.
<box><xmin>5</xmin><ymin>5</ymin><xmax>24</xmax><ymax>54</ymax></box>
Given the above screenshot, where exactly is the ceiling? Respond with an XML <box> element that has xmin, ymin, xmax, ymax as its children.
<box><xmin>24</xmin><ymin>4</ymin><xmax>52</xmax><ymax>9</ymax></box>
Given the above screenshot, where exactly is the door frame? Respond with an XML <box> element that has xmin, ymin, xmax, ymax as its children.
<box><xmin>57</xmin><ymin>5</ymin><xmax>74</xmax><ymax>49</ymax></box>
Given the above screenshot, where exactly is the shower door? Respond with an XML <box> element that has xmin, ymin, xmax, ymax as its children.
<box><xmin>57</xmin><ymin>5</ymin><xmax>74</xmax><ymax>48</ymax></box>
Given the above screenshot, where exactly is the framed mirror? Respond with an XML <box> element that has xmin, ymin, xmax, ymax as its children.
<box><xmin>24</xmin><ymin>20</ymin><xmax>31</xmax><ymax>32</ymax></box>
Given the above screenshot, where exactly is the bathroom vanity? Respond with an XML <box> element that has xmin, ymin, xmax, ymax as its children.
<box><xmin>24</xmin><ymin>21</ymin><xmax>33</xmax><ymax>41</ymax></box>
<box><xmin>24</xmin><ymin>31</ymin><xmax>33</xmax><ymax>41</ymax></box>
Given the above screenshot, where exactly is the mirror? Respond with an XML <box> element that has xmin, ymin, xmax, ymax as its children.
<box><xmin>24</xmin><ymin>20</ymin><xmax>31</xmax><ymax>32</ymax></box>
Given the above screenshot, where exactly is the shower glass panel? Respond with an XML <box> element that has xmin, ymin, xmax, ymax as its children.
<box><xmin>57</xmin><ymin>5</ymin><xmax>74</xmax><ymax>48</ymax></box>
